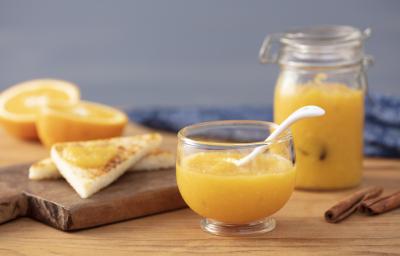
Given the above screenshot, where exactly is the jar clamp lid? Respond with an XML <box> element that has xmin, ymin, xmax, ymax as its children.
<box><xmin>259</xmin><ymin>25</ymin><xmax>373</xmax><ymax>68</ymax></box>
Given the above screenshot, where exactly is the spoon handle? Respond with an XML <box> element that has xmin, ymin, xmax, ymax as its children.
<box><xmin>236</xmin><ymin>105</ymin><xmax>325</xmax><ymax>166</ymax></box>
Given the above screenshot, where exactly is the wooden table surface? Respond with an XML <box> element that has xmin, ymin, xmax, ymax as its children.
<box><xmin>0</xmin><ymin>124</ymin><xmax>399</xmax><ymax>256</ymax></box>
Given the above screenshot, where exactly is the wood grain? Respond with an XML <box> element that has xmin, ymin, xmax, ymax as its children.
<box><xmin>0</xmin><ymin>125</ymin><xmax>399</xmax><ymax>255</ymax></box>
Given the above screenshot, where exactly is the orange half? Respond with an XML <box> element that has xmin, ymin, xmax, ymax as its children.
<box><xmin>0</xmin><ymin>79</ymin><xmax>80</xmax><ymax>139</ymax></box>
<box><xmin>36</xmin><ymin>101</ymin><xmax>128</xmax><ymax>147</ymax></box>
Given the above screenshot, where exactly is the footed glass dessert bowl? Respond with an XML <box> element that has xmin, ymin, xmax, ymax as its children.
<box><xmin>176</xmin><ymin>120</ymin><xmax>295</xmax><ymax>236</ymax></box>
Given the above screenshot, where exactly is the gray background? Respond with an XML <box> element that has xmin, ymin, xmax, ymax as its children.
<box><xmin>0</xmin><ymin>0</ymin><xmax>399</xmax><ymax>108</ymax></box>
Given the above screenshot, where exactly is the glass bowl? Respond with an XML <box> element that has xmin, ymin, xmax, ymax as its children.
<box><xmin>176</xmin><ymin>120</ymin><xmax>295</xmax><ymax>236</ymax></box>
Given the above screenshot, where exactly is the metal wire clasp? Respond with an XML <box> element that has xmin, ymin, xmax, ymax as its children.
<box><xmin>259</xmin><ymin>33</ymin><xmax>282</xmax><ymax>64</ymax></box>
<box><xmin>362</xmin><ymin>28</ymin><xmax>374</xmax><ymax>68</ymax></box>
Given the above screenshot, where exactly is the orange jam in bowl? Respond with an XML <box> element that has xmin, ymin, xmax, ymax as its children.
<box><xmin>176</xmin><ymin>120</ymin><xmax>294</xmax><ymax>236</ymax></box>
<box><xmin>177</xmin><ymin>151</ymin><xmax>295</xmax><ymax>224</ymax></box>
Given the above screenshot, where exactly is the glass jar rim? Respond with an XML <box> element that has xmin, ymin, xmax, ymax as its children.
<box><xmin>281</xmin><ymin>25</ymin><xmax>365</xmax><ymax>49</ymax></box>
<box><xmin>259</xmin><ymin>25</ymin><xmax>372</xmax><ymax>68</ymax></box>
<box><xmin>177</xmin><ymin>120</ymin><xmax>292</xmax><ymax>149</ymax></box>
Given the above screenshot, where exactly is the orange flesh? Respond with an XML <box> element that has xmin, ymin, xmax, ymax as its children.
<box><xmin>36</xmin><ymin>102</ymin><xmax>127</xmax><ymax>146</ymax></box>
<box><xmin>4</xmin><ymin>89</ymin><xmax>71</xmax><ymax>115</ymax></box>
<box><xmin>56</xmin><ymin>104</ymin><xmax>119</xmax><ymax>120</ymax></box>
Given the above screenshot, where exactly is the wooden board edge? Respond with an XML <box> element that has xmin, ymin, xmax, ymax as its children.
<box><xmin>0</xmin><ymin>193</ymin><xmax>28</xmax><ymax>225</ymax></box>
<box><xmin>25</xmin><ymin>192</ymin><xmax>74</xmax><ymax>231</ymax></box>
<box><xmin>67</xmin><ymin>186</ymin><xmax>187</xmax><ymax>231</ymax></box>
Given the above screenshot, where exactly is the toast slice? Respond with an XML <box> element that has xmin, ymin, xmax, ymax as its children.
<box><xmin>133</xmin><ymin>149</ymin><xmax>175</xmax><ymax>171</ymax></box>
<box><xmin>29</xmin><ymin>149</ymin><xmax>175</xmax><ymax>180</ymax></box>
<box><xmin>50</xmin><ymin>133</ymin><xmax>162</xmax><ymax>198</ymax></box>
<box><xmin>29</xmin><ymin>158</ymin><xmax>62</xmax><ymax>180</ymax></box>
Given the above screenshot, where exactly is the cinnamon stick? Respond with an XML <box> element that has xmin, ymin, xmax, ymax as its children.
<box><xmin>324</xmin><ymin>186</ymin><xmax>383</xmax><ymax>223</ymax></box>
<box><xmin>359</xmin><ymin>190</ymin><xmax>400</xmax><ymax>215</ymax></box>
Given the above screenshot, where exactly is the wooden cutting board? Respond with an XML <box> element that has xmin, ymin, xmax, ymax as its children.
<box><xmin>0</xmin><ymin>123</ymin><xmax>186</xmax><ymax>231</ymax></box>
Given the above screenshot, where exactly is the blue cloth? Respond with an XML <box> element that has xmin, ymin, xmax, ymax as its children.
<box><xmin>128</xmin><ymin>93</ymin><xmax>400</xmax><ymax>158</ymax></box>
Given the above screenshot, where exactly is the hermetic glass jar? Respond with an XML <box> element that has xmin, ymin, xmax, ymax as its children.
<box><xmin>259</xmin><ymin>25</ymin><xmax>372</xmax><ymax>190</ymax></box>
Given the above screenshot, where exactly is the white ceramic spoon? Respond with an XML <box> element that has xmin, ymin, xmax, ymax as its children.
<box><xmin>233</xmin><ymin>105</ymin><xmax>326</xmax><ymax>166</ymax></box>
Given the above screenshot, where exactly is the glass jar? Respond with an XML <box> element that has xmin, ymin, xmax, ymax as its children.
<box><xmin>259</xmin><ymin>25</ymin><xmax>372</xmax><ymax>190</ymax></box>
